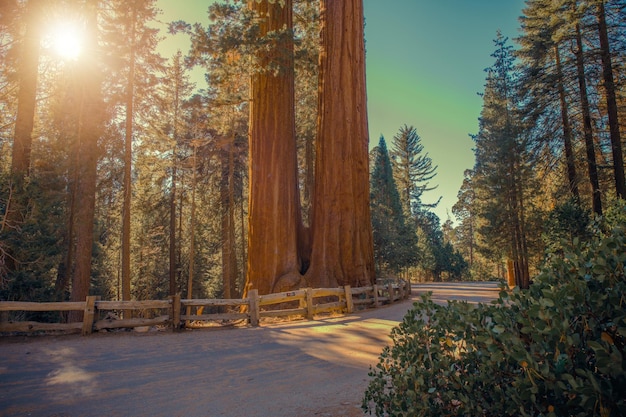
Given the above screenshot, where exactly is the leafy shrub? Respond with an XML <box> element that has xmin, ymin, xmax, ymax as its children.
<box><xmin>363</xmin><ymin>221</ymin><xmax>626</xmax><ymax>416</ymax></box>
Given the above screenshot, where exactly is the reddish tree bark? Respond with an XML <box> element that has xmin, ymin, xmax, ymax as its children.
<box><xmin>10</xmin><ymin>0</ymin><xmax>42</xmax><ymax>178</ymax></box>
<box><xmin>245</xmin><ymin>0</ymin><xmax>304</xmax><ymax>295</ymax></box>
<box><xmin>305</xmin><ymin>0</ymin><xmax>375</xmax><ymax>288</ymax></box>
<box><xmin>121</xmin><ymin>9</ymin><xmax>136</xmax><ymax>304</ymax></box>
<box><xmin>69</xmin><ymin>2</ymin><xmax>103</xmax><ymax>321</ymax></box>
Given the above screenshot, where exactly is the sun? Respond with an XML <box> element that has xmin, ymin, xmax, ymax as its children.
<box><xmin>45</xmin><ymin>21</ymin><xmax>83</xmax><ymax>61</ymax></box>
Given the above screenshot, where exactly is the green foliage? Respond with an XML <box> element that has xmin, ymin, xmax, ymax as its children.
<box><xmin>371</xmin><ymin>136</ymin><xmax>417</xmax><ymax>273</ymax></box>
<box><xmin>390</xmin><ymin>125</ymin><xmax>440</xmax><ymax>215</ymax></box>
<box><xmin>415</xmin><ymin>210</ymin><xmax>467</xmax><ymax>281</ymax></box>
<box><xmin>543</xmin><ymin>198</ymin><xmax>592</xmax><ymax>253</ymax></box>
<box><xmin>0</xmin><ymin>174</ymin><xmax>65</xmax><ymax>303</ymax></box>
<box><xmin>364</xmin><ymin>219</ymin><xmax>626</xmax><ymax>416</ymax></box>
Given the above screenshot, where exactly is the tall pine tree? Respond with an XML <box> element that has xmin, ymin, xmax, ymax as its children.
<box><xmin>473</xmin><ymin>34</ymin><xmax>531</xmax><ymax>288</ymax></box>
<box><xmin>370</xmin><ymin>136</ymin><xmax>416</xmax><ymax>274</ymax></box>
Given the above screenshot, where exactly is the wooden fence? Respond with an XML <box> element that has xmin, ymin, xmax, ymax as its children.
<box><xmin>0</xmin><ymin>280</ymin><xmax>410</xmax><ymax>336</ymax></box>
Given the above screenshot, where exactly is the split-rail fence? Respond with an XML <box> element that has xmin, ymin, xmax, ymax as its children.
<box><xmin>0</xmin><ymin>281</ymin><xmax>410</xmax><ymax>336</ymax></box>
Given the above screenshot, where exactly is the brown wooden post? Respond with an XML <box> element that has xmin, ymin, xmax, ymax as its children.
<box><xmin>170</xmin><ymin>293</ymin><xmax>181</xmax><ymax>331</ymax></box>
<box><xmin>343</xmin><ymin>285</ymin><xmax>353</xmax><ymax>314</ymax></box>
<box><xmin>373</xmin><ymin>284</ymin><xmax>379</xmax><ymax>307</ymax></box>
<box><xmin>248</xmin><ymin>289</ymin><xmax>259</xmax><ymax>327</ymax></box>
<box><xmin>81</xmin><ymin>296</ymin><xmax>98</xmax><ymax>336</ymax></box>
<box><xmin>305</xmin><ymin>288</ymin><xmax>314</xmax><ymax>320</ymax></box>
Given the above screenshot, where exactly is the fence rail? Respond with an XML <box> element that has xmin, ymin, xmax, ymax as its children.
<box><xmin>0</xmin><ymin>280</ymin><xmax>410</xmax><ymax>336</ymax></box>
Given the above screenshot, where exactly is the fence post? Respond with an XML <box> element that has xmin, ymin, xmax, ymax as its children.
<box><xmin>373</xmin><ymin>284</ymin><xmax>379</xmax><ymax>307</ymax></box>
<box><xmin>305</xmin><ymin>288</ymin><xmax>314</xmax><ymax>320</ymax></box>
<box><xmin>388</xmin><ymin>281</ymin><xmax>395</xmax><ymax>304</ymax></box>
<box><xmin>170</xmin><ymin>293</ymin><xmax>181</xmax><ymax>331</ymax></box>
<box><xmin>82</xmin><ymin>296</ymin><xmax>98</xmax><ymax>336</ymax></box>
<box><xmin>248</xmin><ymin>289</ymin><xmax>259</xmax><ymax>327</ymax></box>
<box><xmin>343</xmin><ymin>285</ymin><xmax>353</xmax><ymax>314</ymax></box>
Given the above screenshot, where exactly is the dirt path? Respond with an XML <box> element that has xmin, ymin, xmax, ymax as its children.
<box><xmin>0</xmin><ymin>282</ymin><xmax>500</xmax><ymax>417</ymax></box>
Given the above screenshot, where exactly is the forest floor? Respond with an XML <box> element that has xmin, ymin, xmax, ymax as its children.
<box><xmin>0</xmin><ymin>282</ymin><xmax>500</xmax><ymax>417</ymax></box>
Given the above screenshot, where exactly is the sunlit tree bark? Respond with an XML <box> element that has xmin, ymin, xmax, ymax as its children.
<box><xmin>69</xmin><ymin>2</ymin><xmax>104</xmax><ymax>321</ymax></box>
<box><xmin>2</xmin><ymin>0</ymin><xmax>43</xmax><ymax>274</ymax></box>
<box><xmin>245</xmin><ymin>0</ymin><xmax>303</xmax><ymax>295</ymax></box>
<box><xmin>10</xmin><ymin>0</ymin><xmax>41</xmax><ymax>178</ymax></box>
<box><xmin>121</xmin><ymin>6</ymin><xmax>136</xmax><ymax>304</ymax></box>
<box><xmin>305</xmin><ymin>0</ymin><xmax>375</xmax><ymax>288</ymax></box>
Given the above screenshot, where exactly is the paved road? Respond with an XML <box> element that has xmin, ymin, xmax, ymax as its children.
<box><xmin>0</xmin><ymin>282</ymin><xmax>500</xmax><ymax>417</ymax></box>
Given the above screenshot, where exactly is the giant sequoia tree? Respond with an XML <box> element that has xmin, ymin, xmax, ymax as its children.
<box><xmin>245</xmin><ymin>0</ymin><xmax>304</xmax><ymax>295</ymax></box>
<box><xmin>304</xmin><ymin>0</ymin><xmax>375</xmax><ymax>288</ymax></box>
<box><xmin>246</xmin><ymin>0</ymin><xmax>375</xmax><ymax>292</ymax></box>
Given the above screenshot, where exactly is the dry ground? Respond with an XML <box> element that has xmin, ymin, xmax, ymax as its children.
<box><xmin>0</xmin><ymin>282</ymin><xmax>500</xmax><ymax>417</ymax></box>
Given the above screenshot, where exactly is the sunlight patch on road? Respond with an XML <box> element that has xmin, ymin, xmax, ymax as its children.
<box><xmin>271</xmin><ymin>318</ymin><xmax>398</xmax><ymax>369</ymax></box>
<box><xmin>43</xmin><ymin>347</ymin><xmax>97</xmax><ymax>399</ymax></box>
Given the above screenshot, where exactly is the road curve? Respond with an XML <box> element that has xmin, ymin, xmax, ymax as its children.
<box><xmin>0</xmin><ymin>282</ymin><xmax>500</xmax><ymax>417</ymax></box>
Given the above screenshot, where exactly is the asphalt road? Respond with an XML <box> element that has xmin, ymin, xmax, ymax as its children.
<box><xmin>0</xmin><ymin>282</ymin><xmax>500</xmax><ymax>417</ymax></box>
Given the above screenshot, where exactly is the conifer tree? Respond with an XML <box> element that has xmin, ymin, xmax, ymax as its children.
<box><xmin>573</xmin><ymin>2</ymin><xmax>602</xmax><ymax>215</ymax></box>
<box><xmin>157</xmin><ymin>51</ymin><xmax>194</xmax><ymax>296</ymax></box>
<box><xmin>595</xmin><ymin>0</ymin><xmax>624</xmax><ymax>199</ymax></box>
<box><xmin>370</xmin><ymin>136</ymin><xmax>416</xmax><ymax>273</ymax></box>
<box><xmin>102</xmin><ymin>0</ymin><xmax>164</xmax><ymax>302</ymax></box>
<box><xmin>473</xmin><ymin>34</ymin><xmax>531</xmax><ymax>288</ymax></box>
<box><xmin>517</xmin><ymin>0</ymin><xmax>581</xmax><ymax>201</ymax></box>
<box><xmin>390</xmin><ymin>125</ymin><xmax>440</xmax><ymax>216</ymax></box>
<box><xmin>69</xmin><ymin>1</ymin><xmax>105</xmax><ymax>319</ymax></box>
<box><xmin>2</xmin><ymin>0</ymin><xmax>43</xmax><ymax>276</ymax></box>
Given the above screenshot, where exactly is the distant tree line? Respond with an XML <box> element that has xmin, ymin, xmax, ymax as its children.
<box><xmin>369</xmin><ymin>126</ymin><xmax>467</xmax><ymax>282</ymax></box>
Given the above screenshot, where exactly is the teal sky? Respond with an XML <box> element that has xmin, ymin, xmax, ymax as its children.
<box><xmin>363</xmin><ymin>1</ymin><xmax>525</xmax><ymax>222</ymax></box>
<box><xmin>157</xmin><ymin>0</ymin><xmax>526</xmax><ymax>223</ymax></box>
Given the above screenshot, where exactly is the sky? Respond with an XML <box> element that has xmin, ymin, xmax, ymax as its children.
<box><xmin>156</xmin><ymin>0</ymin><xmax>526</xmax><ymax>223</ymax></box>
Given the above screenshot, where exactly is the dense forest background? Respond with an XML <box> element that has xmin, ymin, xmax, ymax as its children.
<box><xmin>1</xmin><ymin>0</ymin><xmax>625</xmax><ymax>305</ymax></box>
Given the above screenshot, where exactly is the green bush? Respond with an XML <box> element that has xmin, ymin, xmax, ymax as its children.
<box><xmin>363</xmin><ymin>223</ymin><xmax>626</xmax><ymax>416</ymax></box>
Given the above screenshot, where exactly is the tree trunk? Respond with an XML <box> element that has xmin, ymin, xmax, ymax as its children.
<box><xmin>69</xmin><ymin>3</ymin><xmax>103</xmax><ymax>322</ymax></box>
<box><xmin>555</xmin><ymin>43</ymin><xmax>580</xmax><ymax>201</ymax></box>
<box><xmin>10</xmin><ymin>0</ymin><xmax>42</xmax><ymax>178</ymax></box>
<box><xmin>2</xmin><ymin>0</ymin><xmax>42</xmax><ymax>274</ymax></box>
<box><xmin>121</xmin><ymin>8</ymin><xmax>136</xmax><ymax>303</ymax></box>
<box><xmin>245</xmin><ymin>0</ymin><xmax>303</xmax><ymax>295</ymax></box>
<box><xmin>305</xmin><ymin>0</ymin><xmax>375</xmax><ymax>288</ymax></box>
<box><xmin>169</xmin><ymin>155</ymin><xmax>177</xmax><ymax>295</ymax></box>
<box><xmin>596</xmin><ymin>1</ymin><xmax>624</xmax><ymax>199</ymax></box>
<box><xmin>221</xmin><ymin>140</ymin><xmax>238</xmax><ymax>298</ymax></box>
<box><xmin>574</xmin><ymin>20</ymin><xmax>602</xmax><ymax>215</ymax></box>
<box><xmin>188</xmin><ymin>146</ymin><xmax>197</xmax><ymax>301</ymax></box>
